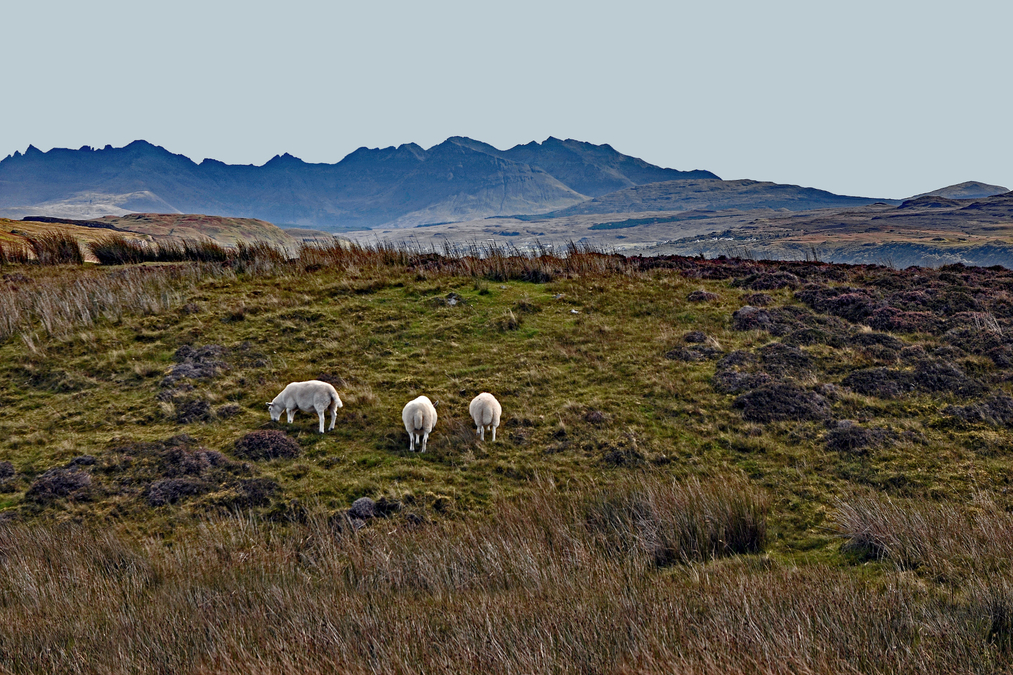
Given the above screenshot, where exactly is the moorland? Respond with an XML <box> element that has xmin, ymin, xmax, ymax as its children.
<box><xmin>2</xmin><ymin>233</ymin><xmax>1013</xmax><ymax>672</ymax></box>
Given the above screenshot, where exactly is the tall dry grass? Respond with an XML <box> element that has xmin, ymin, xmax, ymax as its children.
<box><xmin>0</xmin><ymin>240</ymin><xmax>32</xmax><ymax>265</ymax></box>
<box><xmin>25</xmin><ymin>231</ymin><xmax>84</xmax><ymax>265</ymax></box>
<box><xmin>298</xmin><ymin>239</ymin><xmax>632</xmax><ymax>282</ymax></box>
<box><xmin>0</xmin><ymin>264</ymin><xmax>233</xmax><ymax>341</ymax></box>
<box><xmin>0</xmin><ymin>478</ymin><xmax>1009</xmax><ymax>673</ymax></box>
<box><xmin>833</xmin><ymin>493</ymin><xmax>1013</xmax><ymax>580</ymax></box>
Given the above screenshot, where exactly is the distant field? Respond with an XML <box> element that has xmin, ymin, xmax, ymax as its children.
<box><xmin>2</xmin><ymin>245</ymin><xmax>1013</xmax><ymax>671</ymax></box>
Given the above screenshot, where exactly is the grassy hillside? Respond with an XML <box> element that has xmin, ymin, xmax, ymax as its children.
<box><xmin>3</xmin><ymin>245</ymin><xmax>1013</xmax><ymax>671</ymax></box>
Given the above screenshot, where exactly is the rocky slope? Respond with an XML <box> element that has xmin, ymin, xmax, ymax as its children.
<box><xmin>0</xmin><ymin>138</ymin><xmax>716</xmax><ymax>230</ymax></box>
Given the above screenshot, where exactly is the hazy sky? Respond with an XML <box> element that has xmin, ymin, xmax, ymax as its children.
<box><xmin>3</xmin><ymin>0</ymin><xmax>1010</xmax><ymax>198</ymax></box>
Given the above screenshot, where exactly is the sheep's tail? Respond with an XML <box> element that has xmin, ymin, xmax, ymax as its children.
<box><xmin>413</xmin><ymin>409</ymin><xmax>424</xmax><ymax>431</ymax></box>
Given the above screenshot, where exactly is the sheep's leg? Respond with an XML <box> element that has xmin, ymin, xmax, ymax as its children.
<box><xmin>478</xmin><ymin>425</ymin><xmax>484</xmax><ymax>441</ymax></box>
<box><xmin>329</xmin><ymin>405</ymin><xmax>337</xmax><ymax>431</ymax></box>
<box><xmin>422</xmin><ymin>431</ymin><xmax>429</xmax><ymax>453</ymax></box>
<box><xmin>287</xmin><ymin>409</ymin><xmax>294</xmax><ymax>424</ymax></box>
<box><xmin>317</xmin><ymin>407</ymin><xmax>325</xmax><ymax>434</ymax></box>
<box><xmin>408</xmin><ymin>433</ymin><xmax>415</xmax><ymax>452</ymax></box>
<box><xmin>492</xmin><ymin>426</ymin><xmax>497</xmax><ymax>442</ymax></box>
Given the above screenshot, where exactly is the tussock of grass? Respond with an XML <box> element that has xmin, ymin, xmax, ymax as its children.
<box><xmin>834</xmin><ymin>494</ymin><xmax>1013</xmax><ymax>580</ymax></box>
<box><xmin>23</xmin><ymin>231</ymin><xmax>84</xmax><ymax>265</ymax></box>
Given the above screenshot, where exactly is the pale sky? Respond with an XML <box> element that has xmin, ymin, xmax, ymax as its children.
<box><xmin>2</xmin><ymin>0</ymin><xmax>1010</xmax><ymax>199</ymax></box>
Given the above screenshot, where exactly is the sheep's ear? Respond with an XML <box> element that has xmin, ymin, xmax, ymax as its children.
<box><xmin>265</xmin><ymin>402</ymin><xmax>272</xmax><ymax>407</ymax></box>
<box><xmin>433</xmin><ymin>400</ymin><xmax>441</xmax><ymax>408</ymax></box>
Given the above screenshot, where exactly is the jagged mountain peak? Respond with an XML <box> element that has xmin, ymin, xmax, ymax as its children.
<box><xmin>0</xmin><ymin>137</ymin><xmax>720</xmax><ymax>229</ymax></box>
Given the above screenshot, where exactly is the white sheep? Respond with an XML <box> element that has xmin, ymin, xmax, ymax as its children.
<box><xmin>402</xmin><ymin>395</ymin><xmax>438</xmax><ymax>452</ymax></box>
<box><xmin>469</xmin><ymin>392</ymin><xmax>502</xmax><ymax>442</ymax></box>
<box><xmin>266</xmin><ymin>380</ymin><xmax>343</xmax><ymax>434</ymax></box>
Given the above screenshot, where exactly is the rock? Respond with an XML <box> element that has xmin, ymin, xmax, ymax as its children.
<box><xmin>348</xmin><ymin>497</ymin><xmax>377</xmax><ymax>520</ymax></box>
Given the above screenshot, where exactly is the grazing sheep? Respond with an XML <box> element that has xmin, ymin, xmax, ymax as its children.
<box><xmin>469</xmin><ymin>392</ymin><xmax>502</xmax><ymax>442</ymax></box>
<box><xmin>267</xmin><ymin>380</ymin><xmax>343</xmax><ymax>434</ymax></box>
<box><xmin>402</xmin><ymin>396</ymin><xmax>438</xmax><ymax>452</ymax></box>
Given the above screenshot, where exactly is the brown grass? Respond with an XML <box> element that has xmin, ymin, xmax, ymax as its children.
<box><xmin>0</xmin><ymin>478</ymin><xmax>1009</xmax><ymax>673</ymax></box>
<box><xmin>834</xmin><ymin>494</ymin><xmax>1013</xmax><ymax>580</ymax></box>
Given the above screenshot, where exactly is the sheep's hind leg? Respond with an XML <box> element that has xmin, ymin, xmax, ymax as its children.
<box><xmin>492</xmin><ymin>426</ymin><xmax>496</xmax><ymax>442</ymax></box>
<box><xmin>477</xmin><ymin>425</ymin><xmax>484</xmax><ymax>441</ymax></box>
<box><xmin>329</xmin><ymin>405</ymin><xmax>337</xmax><ymax>431</ymax></box>
<box><xmin>421</xmin><ymin>432</ymin><xmax>429</xmax><ymax>453</ymax></box>
<box><xmin>316</xmin><ymin>406</ymin><xmax>325</xmax><ymax>433</ymax></box>
<box><xmin>408</xmin><ymin>433</ymin><xmax>415</xmax><ymax>452</ymax></box>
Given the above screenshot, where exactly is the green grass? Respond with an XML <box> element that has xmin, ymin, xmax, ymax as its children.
<box><xmin>3</xmin><ymin>247</ymin><xmax>1013</xmax><ymax>670</ymax></box>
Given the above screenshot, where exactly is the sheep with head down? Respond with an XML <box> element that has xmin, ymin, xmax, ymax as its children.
<box><xmin>469</xmin><ymin>392</ymin><xmax>502</xmax><ymax>442</ymax></box>
<box><xmin>402</xmin><ymin>395</ymin><xmax>438</xmax><ymax>452</ymax></box>
<box><xmin>267</xmin><ymin>380</ymin><xmax>342</xmax><ymax>434</ymax></box>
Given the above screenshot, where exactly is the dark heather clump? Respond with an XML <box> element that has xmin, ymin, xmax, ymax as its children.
<box><xmin>26</xmin><ymin>468</ymin><xmax>91</xmax><ymax>503</ymax></box>
<box><xmin>796</xmin><ymin>286</ymin><xmax>879</xmax><ymax>323</ymax></box>
<box><xmin>687</xmin><ymin>290</ymin><xmax>719</xmax><ymax>303</ymax></box>
<box><xmin>666</xmin><ymin>332</ymin><xmax>722</xmax><ymax>362</ymax></box>
<box><xmin>758</xmin><ymin>343</ymin><xmax>814</xmax><ymax>379</ymax></box>
<box><xmin>216</xmin><ymin>403</ymin><xmax>243</xmax><ymax>419</ymax></box>
<box><xmin>162</xmin><ymin>344</ymin><xmax>229</xmax><ymax>386</ymax></box>
<box><xmin>747</xmin><ymin>272</ymin><xmax>800</xmax><ymax>291</ymax></box>
<box><xmin>842</xmin><ymin>368</ymin><xmax>914</xmax><ymax>399</ymax></box>
<box><xmin>146</xmin><ymin>478</ymin><xmax>209</xmax><ymax>506</ymax></box>
<box><xmin>175</xmin><ymin>397</ymin><xmax>214</xmax><ymax>424</ymax></box>
<box><xmin>713</xmin><ymin>370</ymin><xmax>774</xmax><ymax>395</ymax></box>
<box><xmin>234</xmin><ymin>431</ymin><xmax>302</xmax><ymax>460</ymax></box>
<box><xmin>842</xmin><ymin>360</ymin><xmax>984</xmax><ymax>399</ymax></box>
<box><xmin>867</xmin><ymin>307</ymin><xmax>942</xmax><ymax>334</ymax></box>
<box><xmin>849</xmin><ymin>332</ymin><xmax>905</xmax><ymax>351</ymax></box>
<box><xmin>824</xmin><ymin>421</ymin><xmax>895</xmax><ymax>455</ymax></box>
<box><xmin>233</xmin><ymin>479</ymin><xmax>279</xmax><ymax>507</ymax></box>
<box><xmin>945</xmin><ymin>395</ymin><xmax>1013</xmax><ymax>427</ymax></box>
<box><xmin>712</xmin><ymin>350</ymin><xmax>773</xmax><ymax>394</ymax></box>
<box><xmin>783</xmin><ymin>327</ymin><xmax>846</xmax><ymax>348</ymax></box>
<box><xmin>732</xmin><ymin>383</ymin><xmax>831</xmax><ymax>423</ymax></box>
<box><xmin>732</xmin><ymin>306</ymin><xmax>772</xmax><ymax>331</ymax></box>
<box><xmin>744</xmin><ymin>293</ymin><xmax>773</xmax><ymax>307</ymax></box>
<box><xmin>0</xmin><ymin>461</ymin><xmax>14</xmax><ymax>479</ymax></box>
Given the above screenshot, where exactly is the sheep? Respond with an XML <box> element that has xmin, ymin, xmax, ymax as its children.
<box><xmin>402</xmin><ymin>395</ymin><xmax>437</xmax><ymax>452</ymax></box>
<box><xmin>469</xmin><ymin>392</ymin><xmax>502</xmax><ymax>442</ymax></box>
<box><xmin>267</xmin><ymin>380</ymin><xmax>343</xmax><ymax>434</ymax></box>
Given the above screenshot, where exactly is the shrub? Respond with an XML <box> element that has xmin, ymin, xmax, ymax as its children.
<box><xmin>733</xmin><ymin>383</ymin><xmax>830</xmax><ymax>422</ymax></box>
<box><xmin>26</xmin><ymin>468</ymin><xmax>92</xmax><ymax>502</ymax></box>
<box><xmin>234</xmin><ymin>431</ymin><xmax>302</xmax><ymax>460</ymax></box>
<box><xmin>146</xmin><ymin>478</ymin><xmax>209</xmax><ymax>506</ymax></box>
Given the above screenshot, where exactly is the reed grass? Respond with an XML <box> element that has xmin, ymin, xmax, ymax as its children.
<box><xmin>0</xmin><ymin>479</ymin><xmax>1008</xmax><ymax>674</ymax></box>
<box><xmin>24</xmin><ymin>231</ymin><xmax>84</xmax><ymax>265</ymax></box>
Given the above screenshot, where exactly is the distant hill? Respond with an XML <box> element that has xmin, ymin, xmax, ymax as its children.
<box><xmin>913</xmin><ymin>181</ymin><xmax>1008</xmax><ymax>200</ymax></box>
<box><xmin>18</xmin><ymin>213</ymin><xmax>296</xmax><ymax>251</ymax></box>
<box><xmin>0</xmin><ymin>138</ymin><xmax>718</xmax><ymax>230</ymax></box>
<box><xmin>542</xmin><ymin>178</ymin><xmax>890</xmax><ymax>217</ymax></box>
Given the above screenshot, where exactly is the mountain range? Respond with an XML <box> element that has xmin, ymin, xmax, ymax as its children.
<box><xmin>0</xmin><ymin>138</ymin><xmax>718</xmax><ymax>230</ymax></box>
